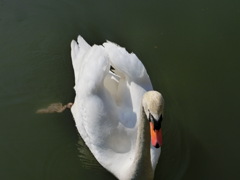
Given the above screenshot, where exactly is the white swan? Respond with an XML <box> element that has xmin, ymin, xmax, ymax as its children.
<box><xmin>70</xmin><ymin>36</ymin><xmax>164</xmax><ymax>180</ymax></box>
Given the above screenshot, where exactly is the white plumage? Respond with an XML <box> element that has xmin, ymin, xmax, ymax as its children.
<box><xmin>70</xmin><ymin>36</ymin><xmax>163</xmax><ymax>180</ymax></box>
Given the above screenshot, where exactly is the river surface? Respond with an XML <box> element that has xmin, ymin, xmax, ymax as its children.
<box><xmin>1</xmin><ymin>0</ymin><xmax>240</xmax><ymax>179</ymax></box>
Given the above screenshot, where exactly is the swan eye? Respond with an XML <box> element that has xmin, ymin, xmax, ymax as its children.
<box><xmin>149</xmin><ymin>113</ymin><xmax>154</xmax><ymax>122</ymax></box>
<box><xmin>149</xmin><ymin>113</ymin><xmax>162</xmax><ymax>130</ymax></box>
<box><xmin>154</xmin><ymin>120</ymin><xmax>161</xmax><ymax>131</ymax></box>
<box><xmin>154</xmin><ymin>115</ymin><xmax>163</xmax><ymax>130</ymax></box>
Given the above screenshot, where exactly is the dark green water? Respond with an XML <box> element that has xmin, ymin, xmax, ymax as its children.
<box><xmin>1</xmin><ymin>0</ymin><xmax>240</xmax><ymax>179</ymax></box>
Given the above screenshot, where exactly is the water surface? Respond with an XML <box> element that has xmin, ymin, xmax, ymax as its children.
<box><xmin>0</xmin><ymin>0</ymin><xmax>240</xmax><ymax>179</ymax></box>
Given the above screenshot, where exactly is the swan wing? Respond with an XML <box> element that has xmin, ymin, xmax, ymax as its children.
<box><xmin>103</xmin><ymin>41</ymin><xmax>161</xmax><ymax>170</ymax></box>
<box><xmin>103</xmin><ymin>41</ymin><xmax>151</xmax><ymax>86</ymax></box>
<box><xmin>103</xmin><ymin>41</ymin><xmax>153</xmax><ymax>113</ymax></box>
<box><xmin>71</xmin><ymin>43</ymin><xmax>134</xmax><ymax>178</ymax></box>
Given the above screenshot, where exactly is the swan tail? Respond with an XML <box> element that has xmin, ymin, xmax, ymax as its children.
<box><xmin>77</xmin><ymin>35</ymin><xmax>91</xmax><ymax>51</ymax></box>
<box><xmin>75</xmin><ymin>45</ymin><xmax>109</xmax><ymax>93</ymax></box>
<box><xmin>103</xmin><ymin>41</ymin><xmax>147</xmax><ymax>82</ymax></box>
<box><xmin>71</xmin><ymin>36</ymin><xmax>91</xmax><ymax>84</ymax></box>
<box><xmin>71</xmin><ymin>35</ymin><xmax>90</xmax><ymax>61</ymax></box>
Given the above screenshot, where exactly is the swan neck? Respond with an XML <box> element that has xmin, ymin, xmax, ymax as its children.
<box><xmin>130</xmin><ymin>105</ymin><xmax>153</xmax><ymax>179</ymax></box>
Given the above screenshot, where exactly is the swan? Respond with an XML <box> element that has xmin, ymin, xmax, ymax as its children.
<box><xmin>70</xmin><ymin>36</ymin><xmax>164</xmax><ymax>180</ymax></box>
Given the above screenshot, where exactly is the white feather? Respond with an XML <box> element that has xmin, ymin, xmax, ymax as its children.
<box><xmin>71</xmin><ymin>36</ymin><xmax>161</xmax><ymax>179</ymax></box>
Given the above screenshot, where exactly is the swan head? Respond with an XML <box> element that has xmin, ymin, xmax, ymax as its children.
<box><xmin>142</xmin><ymin>91</ymin><xmax>164</xmax><ymax>148</ymax></box>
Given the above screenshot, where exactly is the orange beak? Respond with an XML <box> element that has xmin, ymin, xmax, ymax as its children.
<box><xmin>150</xmin><ymin>122</ymin><xmax>162</xmax><ymax>148</ymax></box>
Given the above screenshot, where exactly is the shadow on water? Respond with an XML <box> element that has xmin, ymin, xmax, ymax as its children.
<box><xmin>76</xmin><ymin>136</ymin><xmax>116</xmax><ymax>179</ymax></box>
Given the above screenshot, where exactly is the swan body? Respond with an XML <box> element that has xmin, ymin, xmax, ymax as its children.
<box><xmin>70</xmin><ymin>36</ymin><xmax>164</xmax><ymax>180</ymax></box>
